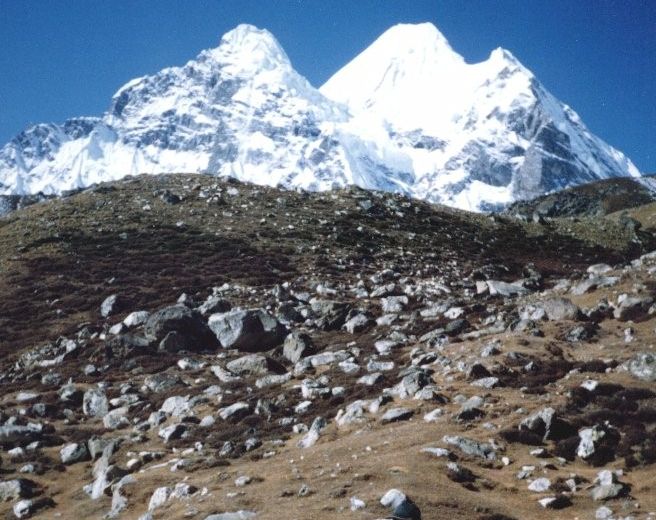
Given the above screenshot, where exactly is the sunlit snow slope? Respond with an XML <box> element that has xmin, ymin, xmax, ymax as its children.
<box><xmin>0</xmin><ymin>23</ymin><xmax>641</xmax><ymax>211</ymax></box>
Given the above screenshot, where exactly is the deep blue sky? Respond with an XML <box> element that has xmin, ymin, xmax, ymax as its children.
<box><xmin>1</xmin><ymin>0</ymin><xmax>654</xmax><ymax>171</ymax></box>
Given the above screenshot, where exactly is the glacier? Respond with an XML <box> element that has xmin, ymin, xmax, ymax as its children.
<box><xmin>0</xmin><ymin>23</ymin><xmax>642</xmax><ymax>212</ymax></box>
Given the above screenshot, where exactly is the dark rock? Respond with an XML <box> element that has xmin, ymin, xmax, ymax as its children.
<box><xmin>467</xmin><ymin>363</ymin><xmax>491</xmax><ymax>380</ymax></box>
<box><xmin>519</xmin><ymin>407</ymin><xmax>576</xmax><ymax>442</ymax></box>
<box><xmin>565</xmin><ymin>323</ymin><xmax>598</xmax><ymax>342</ymax></box>
<box><xmin>310</xmin><ymin>300</ymin><xmax>351</xmax><ymax>331</ymax></box>
<box><xmin>197</xmin><ymin>295</ymin><xmax>232</xmax><ymax>316</ymax></box>
<box><xmin>105</xmin><ymin>333</ymin><xmax>153</xmax><ymax>358</ymax></box>
<box><xmin>446</xmin><ymin>462</ymin><xmax>477</xmax><ymax>483</ymax></box>
<box><xmin>445</xmin><ymin>318</ymin><xmax>469</xmax><ymax>335</ymax></box>
<box><xmin>144</xmin><ymin>305</ymin><xmax>218</xmax><ymax>352</ymax></box>
<box><xmin>391</xmin><ymin>497</ymin><xmax>422</xmax><ymax>520</ymax></box>
<box><xmin>614</xmin><ymin>295</ymin><xmax>653</xmax><ymax>322</ymax></box>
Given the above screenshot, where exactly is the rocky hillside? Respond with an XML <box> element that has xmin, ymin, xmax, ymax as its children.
<box><xmin>505</xmin><ymin>177</ymin><xmax>656</xmax><ymax>219</ymax></box>
<box><xmin>1</xmin><ymin>174</ymin><xmax>656</xmax><ymax>519</ymax></box>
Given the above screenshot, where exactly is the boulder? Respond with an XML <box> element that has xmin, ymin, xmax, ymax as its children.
<box><xmin>486</xmin><ymin>281</ymin><xmax>528</xmax><ymax>297</ymax></box>
<box><xmin>283</xmin><ymin>331</ymin><xmax>314</xmax><ymax>363</ymax></box>
<box><xmin>144</xmin><ymin>305</ymin><xmax>218</xmax><ymax>352</ymax></box>
<box><xmin>60</xmin><ymin>443</ymin><xmax>90</xmax><ymax>465</ymax></box>
<box><xmin>310</xmin><ymin>300</ymin><xmax>351</xmax><ymax>330</ymax></box>
<box><xmin>613</xmin><ymin>295</ymin><xmax>654</xmax><ymax>322</ymax></box>
<box><xmin>226</xmin><ymin>354</ymin><xmax>282</xmax><ymax>377</ymax></box>
<box><xmin>442</xmin><ymin>435</ymin><xmax>496</xmax><ymax>460</ymax></box>
<box><xmin>83</xmin><ymin>388</ymin><xmax>109</xmax><ymax>418</ymax></box>
<box><xmin>540</xmin><ymin>297</ymin><xmax>580</xmax><ymax>321</ymax></box>
<box><xmin>0</xmin><ymin>479</ymin><xmax>37</xmax><ymax>501</ymax></box>
<box><xmin>208</xmin><ymin>309</ymin><xmax>287</xmax><ymax>352</ymax></box>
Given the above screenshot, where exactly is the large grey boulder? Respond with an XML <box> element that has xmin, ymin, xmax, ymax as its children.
<box><xmin>226</xmin><ymin>354</ymin><xmax>280</xmax><ymax>377</ymax></box>
<box><xmin>208</xmin><ymin>309</ymin><xmax>287</xmax><ymax>352</ymax></box>
<box><xmin>540</xmin><ymin>297</ymin><xmax>580</xmax><ymax>321</ymax></box>
<box><xmin>283</xmin><ymin>331</ymin><xmax>314</xmax><ymax>363</ymax></box>
<box><xmin>144</xmin><ymin>305</ymin><xmax>218</xmax><ymax>352</ymax></box>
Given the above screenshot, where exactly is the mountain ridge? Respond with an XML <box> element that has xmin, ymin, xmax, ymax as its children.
<box><xmin>0</xmin><ymin>23</ymin><xmax>642</xmax><ymax>211</ymax></box>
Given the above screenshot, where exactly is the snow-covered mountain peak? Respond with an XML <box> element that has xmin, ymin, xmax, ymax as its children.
<box><xmin>320</xmin><ymin>23</ymin><xmax>467</xmax><ymax>129</ymax></box>
<box><xmin>0</xmin><ymin>22</ymin><xmax>643</xmax><ymax>212</ymax></box>
<box><xmin>206</xmin><ymin>23</ymin><xmax>292</xmax><ymax>75</ymax></box>
<box><xmin>372</xmin><ymin>22</ymin><xmax>459</xmax><ymax>56</ymax></box>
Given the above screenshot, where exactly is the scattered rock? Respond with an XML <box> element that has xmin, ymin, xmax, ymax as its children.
<box><xmin>381</xmin><ymin>408</ymin><xmax>414</xmax><ymax>424</ymax></box>
<box><xmin>83</xmin><ymin>388</ymin><xmax>109</xmax><ymax>418</ymax></box>
<box><xmin>442</xmin><ymin>435</ymin><xmax>496</xmax><ymax>460</ymax></box>
<box><xmin>60</xmin><ymin>443</ymin><xmax>90</xmax><ymax>465</ymax></box>
<box><xmin>101</xmin><ymin>294</ymin><xmax>120</xmax><ymax>318</ymax></box>
<box><xmin>626</xmin><ymin>352</ymin><xmax>656</xmax><ymax>381</ymax></box>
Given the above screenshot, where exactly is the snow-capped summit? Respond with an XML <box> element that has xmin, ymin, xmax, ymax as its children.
<box><xmin>321</xmin><ymin>22</ymin><xmax>640</xmax><ymax>209</ymax></box>
<box><xmin>0</xmin><ymin>22</ymin><xmax>642</xmax><ymax>211</ymax></box>
<box><xmin>321</xmin><ymin>22</ymin><xmax>467</xmax><ymax>132</ymax></box>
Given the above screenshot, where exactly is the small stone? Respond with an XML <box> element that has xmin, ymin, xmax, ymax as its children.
<box><xmin>350</xmin><ymin>496</ymin><xmax>366</xmax><ymax>511</ymax></box>
<box><xmin>538</xmin><ymin>495</ymin><xmax>571</xmax><ymax>509</ymax></box>
<box><xmin>595</xmin><ymin>506</ymin><xmax>614</xmax><ymax>519</ymax></box>
<box><xmin>380</xmin><ymin>489</ymin><xmax>406</xmax><ymax>508</ymax></box>
<box><xmin>101</xmin><ymin>295</ymin><xmax>119</xmax><ymax>318</ymax></box>
<box><xmin>421</xmin><ymin>447</ymin><xmax>451</xmax><ymax>458</ymax></box>
<box><xmin>158</xmin><ymin>424</ymin><xmax>187</xmax><ymax>443</ymax></box>
<box><xmin>423</xmin><ymin>408</ymin><xmax>444</xmax><ymax>422</ymax></box>
<box><xmin>60</xmin><ymin>443</ymin><xmax>90</xmax><ymax>465</ymax></box>
<box><xmin>234</xmin><ymin>476</ymin><xmax>252</xmax><ymax>487</ymax></box>
<box><xmin>123</xmin><ymin>311</ymin><xmax>150</xmax><ymax>328</ymax></box>
<box><xmin>528</xmin><ymin>478</ymin><xmax>551</xmax><ymax>492</ymax></box>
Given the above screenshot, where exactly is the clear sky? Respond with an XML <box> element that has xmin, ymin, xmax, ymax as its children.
<box><xmin>1</xmin><ymin>0</ymin><xmax>654</xmax><ymax>172</ymax></box>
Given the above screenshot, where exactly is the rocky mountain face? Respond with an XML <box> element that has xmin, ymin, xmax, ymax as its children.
<box><xmin>505</xmin><ymin>176</ymin><xmax>656</xmax><ymax>219</ymax></box>
<box><xmin>0</xmin><ymin>23</ymin><xmax>642</xmax><ymax>211</ymax></box>
<box><xmin>1</xmin><ymin>174</ymin><xmax>656</xmax><ymax>519</ymax></box>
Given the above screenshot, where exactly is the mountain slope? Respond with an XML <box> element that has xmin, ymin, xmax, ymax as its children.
<box><xmin>0</xmin><ymin>23</ymin><xmax>642</xmax><ymax>211</ymax></box>
<box><xmin>1</xmin><ymin>174</ymin><xmax>656</xmax><ymax>519</ymax></box>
